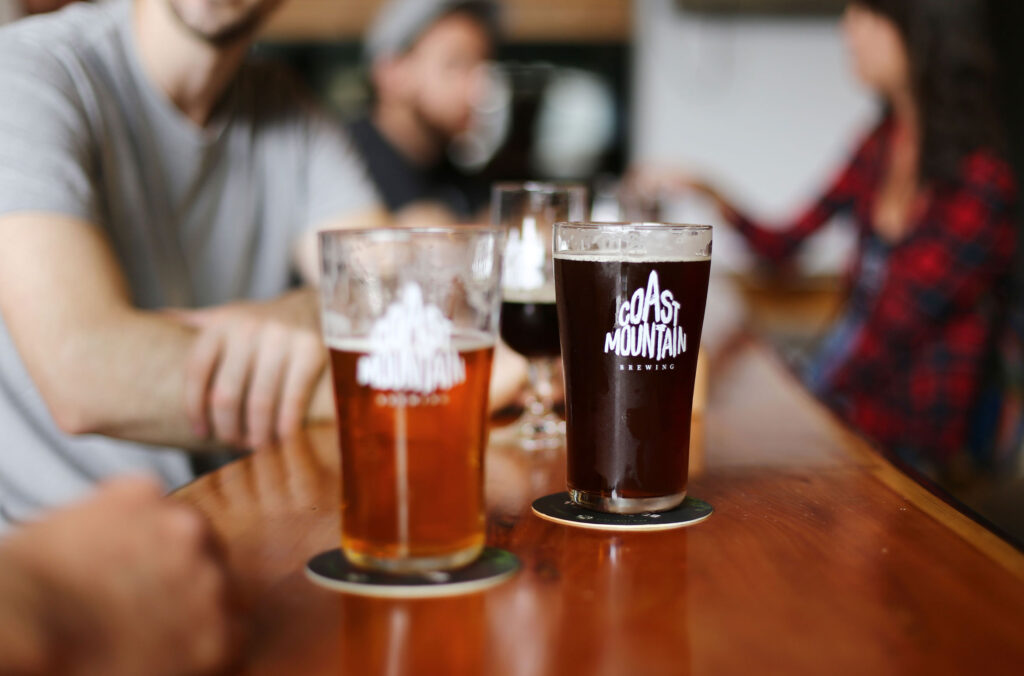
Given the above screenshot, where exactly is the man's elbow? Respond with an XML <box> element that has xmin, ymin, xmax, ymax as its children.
<box><xmin>35</xmin><ymin>347</ymin><xmax>113</xmax><ymax>437</ymax></box>
<box><xmin>48</xmin><ymin>395</ymin><xmax>105</xmax><ymax>437</ymax></box>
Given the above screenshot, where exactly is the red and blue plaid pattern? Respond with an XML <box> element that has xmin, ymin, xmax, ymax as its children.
<box><xmin>726</xmin><ymin>118</ymin><xmax>1018</xmax><ymax>464</ymax></box>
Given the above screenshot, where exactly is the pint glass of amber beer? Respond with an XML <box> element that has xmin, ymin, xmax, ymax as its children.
<box><xmin>319</xmin><ymin>227</ymin><xmax>503</xmax><ymax>572</ymax></box>
<box><xmin>553</xmin><ymin>222</ymin><xmax>712</xmax><ymax>514</ymax></box>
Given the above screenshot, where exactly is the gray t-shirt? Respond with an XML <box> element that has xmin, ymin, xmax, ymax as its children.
<box><xmin>0</xmin><ymin>0</ymin><xmax>378</xmax><ymax>529</ymax></box>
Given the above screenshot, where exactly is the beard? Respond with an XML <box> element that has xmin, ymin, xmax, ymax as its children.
<box><xmin>166</xmin><ymin>0</ymin><xmax>275</xmax><ymax>49</ymax></box>
<box><xmin>412</xmin><ymin>101</ymin><xmax>468</xmax><ymax>149</ymax></box>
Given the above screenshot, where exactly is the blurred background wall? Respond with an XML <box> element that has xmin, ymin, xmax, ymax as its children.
<box><xmin>633</xmin><ymin>0</ymin><xmax>877</xmax><ymax>275</ymax></box>
<box><xmin>633</xmin><ymin>0</ymin><xmax>876</xmax><ymax>219</ymax></box>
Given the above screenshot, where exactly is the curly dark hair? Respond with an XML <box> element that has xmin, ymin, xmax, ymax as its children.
<box><xmin>853</xmin><ymin>0</ymin><xmax>1005</xmax><ymax>184</ymax></box>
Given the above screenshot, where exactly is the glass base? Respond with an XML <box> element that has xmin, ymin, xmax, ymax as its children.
<box><xmin>569</xmin><ymin>489</ymin><xmax>686</xmax><ymax>515</ymax></box>
<box><xmin>343</xmin><ymin>543</ymin><xmax>483</xmax><ymax>574</ymax></box>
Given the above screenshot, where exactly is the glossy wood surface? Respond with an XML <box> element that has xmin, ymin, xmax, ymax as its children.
<box><xmin>174</xmin><ymin>341</ymin><xmax>1024</xmax><ymax>675</ymax></box>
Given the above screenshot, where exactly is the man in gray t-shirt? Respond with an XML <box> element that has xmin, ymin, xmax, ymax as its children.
<box><xmin>0</xmin><ymin>0</ymin><xmax>385</xmax><ymax>528</ymax></box>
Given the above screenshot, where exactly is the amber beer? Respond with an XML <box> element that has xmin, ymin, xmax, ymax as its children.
<box><xmin>554</xmin><ymin>223</ymin><xmax>712</xmax><ymax>514</ymax></box>
<box><xmin>328</xmin><ymin>335</ymin><xmax>493</xmax><ymax>572</ymax></box>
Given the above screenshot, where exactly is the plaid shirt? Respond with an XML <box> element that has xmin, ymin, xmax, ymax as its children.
<box><xmin>727</xmin><ymin>118</ymin><xmax>1018</xmax><ymax>463</ymax></box>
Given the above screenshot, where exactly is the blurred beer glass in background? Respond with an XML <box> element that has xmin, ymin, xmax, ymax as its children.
<box><xmin>319</xmin><ymin>227</ymin><xmax>504</xmax><ymax>573</ymax></box>
<box><xmin>492</xmin><ymin>182</ymin><xmax>588</xmax><ymax>450</ymax></box>
<box><xmin>554</xmin><ymin>222</ymin><xmax>712</xmax><ymax>513</ymax></box>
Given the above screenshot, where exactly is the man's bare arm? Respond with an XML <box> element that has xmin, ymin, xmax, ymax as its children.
<box><xmin>0</xmin><ymin>212</ymin><xmax>204</xmax><ymax>446</ymax></box>
<box><xmin>0</xmin><ymin>213</ymin><xmax>326</xmax><ymax>449</ymax></box>
<box><xmin>0</xmin><ymin>477</ymin><xmax>237</xmax><ymax>676</ymax></box>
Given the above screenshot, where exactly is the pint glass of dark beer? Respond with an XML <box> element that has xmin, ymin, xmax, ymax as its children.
<box><xmin>319</xmin><ymin>227</ymin><xmax>503</xmax><ymax>572</ymax></box>
<box><xmin>553</xmin><ymin>222</ymin><xmax>712</xmax><ymax>514</ymax></box>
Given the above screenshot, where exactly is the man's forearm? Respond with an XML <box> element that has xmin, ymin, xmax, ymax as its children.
<box><xmin>50</xmin><ymin>308</ymin><xmax>206</xmax><ymax>448</ymax></box>
<box><xmin>1</xmin><ymin>213</ymin><xmax>331</xmax><ymax>450</ymax></box>
<box><xmin>60</xmin><ymin>289</ymin><xmax>328</xmax><ymax>448</ymax></box>
<box><xmin>0</xmin><ymin>214</ymin><xmax>213</xmax><ymax>449</ymax></box>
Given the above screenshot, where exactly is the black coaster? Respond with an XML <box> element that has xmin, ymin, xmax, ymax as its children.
<box><xmin>305</xmin><ymin>547</ymin><xmax>520</xmax><ymax>598</ymax></box>
<box><xmin>532</xmin><ymin>492</ymin><xmax>713</xmax><ymax>531</ymax></box>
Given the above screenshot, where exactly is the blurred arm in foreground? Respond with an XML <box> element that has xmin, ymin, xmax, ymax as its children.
<box><xmin>0</xmin><ymin>477</ymin><xmax>238</xmax><ymax>676</ymax></box>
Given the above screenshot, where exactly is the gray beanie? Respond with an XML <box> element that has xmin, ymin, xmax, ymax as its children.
<box><xmin>363</xmin><ymin>0</ymin><xmax>501</xmax><ymax>63</ymax></box>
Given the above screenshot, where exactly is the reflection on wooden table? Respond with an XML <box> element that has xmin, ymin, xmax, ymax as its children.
<box><xmin>173</xmin><ymin>340</ymin><xmax>1024</xmax><ymax>675</ymax></box>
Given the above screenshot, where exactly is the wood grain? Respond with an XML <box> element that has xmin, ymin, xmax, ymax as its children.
<box><xmin>174</xmin><ymin>341</ymin><xmax>1024</xmax><ymax>675</ymax></box>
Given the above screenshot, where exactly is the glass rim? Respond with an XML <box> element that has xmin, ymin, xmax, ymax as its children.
<box><xmin>491</xmin><ymin>181</ymin><xmax>588</xmax><ymax>195</ymax></box>
<box><xmin>318</xmin><ymin>224</ymin><xmax>504</xmax><ymax>240</ymax></box>
<box><xmin>554</xmin><ymin>221</ymin><xmax>713</xmax><ymax>231</ymax></box>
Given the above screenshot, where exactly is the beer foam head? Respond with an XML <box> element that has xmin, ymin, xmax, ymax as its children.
<box><xmin>553</xmin><ymin>222</ymin><xmax>712</xmax><ymax>262</ymax></box>
<box><xmin>553</xmin><ymin>252</ymin><xmax>710</xmax><ymax>262</ymax></box>
<box><xmin>502</xmin><ymin>284</ymin><xmax>556</xmax><ymax>303</ymax></box>
<box><xmin>326</xmin><ymin>330</ymin><xmax>495</xmax><ymax>353</ymax></box>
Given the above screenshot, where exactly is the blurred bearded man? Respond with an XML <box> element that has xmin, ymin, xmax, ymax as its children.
<box><xmin>0</xmin><ymin>0</ymin><xmax>385</xmax><ymax>528</ymax></box>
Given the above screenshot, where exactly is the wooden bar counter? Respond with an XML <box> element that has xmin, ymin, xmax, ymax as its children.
<box><xmin>174</xmin><ymin>340</ymin><xmax>1024</xmax><ymax>675</ymax></box>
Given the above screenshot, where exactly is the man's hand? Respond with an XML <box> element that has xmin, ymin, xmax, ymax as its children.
<box><xmin>490</xmin><ymin>341</ymin><xmax>529</xmax><ymax>412</ymax></box>
<box><xmin>172</xmin><ymin>291</ymin><xmax>328</xmax><ymax>449</ymax></box>
<box><xmin>0</xmin><ymin>477</ymin><xmax>239</xmax><ymax>676</ymax></box>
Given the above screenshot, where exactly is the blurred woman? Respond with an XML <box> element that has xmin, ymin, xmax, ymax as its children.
<box><xmin>637</xmin><ymin>0</ymin><xmax>1017</xmax><ymax>474</ymax></box>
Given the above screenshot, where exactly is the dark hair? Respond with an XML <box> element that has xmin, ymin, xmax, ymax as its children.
<box><xmin>854</xmin><ymin>0</ymin><xmax>1005</xmax><ymax>183</ymax></box>
<box><xmin>444</xmin><ymin>1</ymin><xmax>502</xmax><ymax>51</ymax></box>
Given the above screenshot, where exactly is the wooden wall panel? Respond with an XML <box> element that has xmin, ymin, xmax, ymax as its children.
<box><xmin>263</xmin><ymin>0</ymin><xmax>632</xmax><ymax>42</ymax></box>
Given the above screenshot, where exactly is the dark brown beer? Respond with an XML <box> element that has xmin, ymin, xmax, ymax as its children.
<box><xmin>554</xmin><ymin>254</ymin><xmax>711</xmax><ymax>513</ymax></box>
<box><xmin>329</xmin><ymin>338</ymin><xmax>493</xmax><ymax>571</ymax></box>
<box><xmin>500</xmin><ymin>289</ymin><xmax>560</xmax><ymax>358</ymax></box>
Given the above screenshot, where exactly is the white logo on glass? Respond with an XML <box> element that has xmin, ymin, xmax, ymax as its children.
<box><xmin>503</xmin><ymin>216</ymin><xmax>546</xmax><ymax>290</ymax></box>
<box><xmin>604</xmin><ymin>270</ymin><xmax>687</xmax><ymax>361</ymax></box>
<box><xmin>357</xmin><ymin>284</ymin><xmax>466</xmax><ymax>393</ymax></box>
